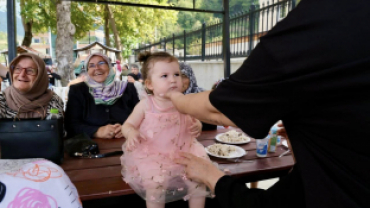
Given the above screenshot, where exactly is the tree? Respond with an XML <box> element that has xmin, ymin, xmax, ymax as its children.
<box><xmin>18</xmin><ymin>0</ymin><xmax>99</xmax><ymax>47</ymax></box>
<box><xmin>56</xmin><ymin>0</ymin><xmax>75</xmax><ymax>86</ymax></box>
<box><xmin>105</xmin><ymin>5</ymin><xmax>122</xmax><ymax>61</ymax></box>
<box><xmin>101</xmin><ymin>1</ymin><xmax>178</xmax><ymax>59</ymax></box>
<box><xmin>103</xmin><ymin>5</ymin><xmax>110</xmax><ymax>48</ymax></box>
<box><xmin>19</xmin><ymin>0</ymin><xmax>33</xmax><ymax>46</ymax></box>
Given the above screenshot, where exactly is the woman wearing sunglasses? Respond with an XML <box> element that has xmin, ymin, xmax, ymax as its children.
<box><xmin>0</xmin><ymin>53</ymin><xmax>64</xmax><ymax>119</ymax></box>
<box><xmin>65</xmin><ymin>53</ymin><xmax>139</xmax><ymax>139</ymax></box>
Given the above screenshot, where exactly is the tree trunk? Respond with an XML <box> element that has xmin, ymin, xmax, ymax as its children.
<box><xmin>104</xmin><ymin>5</ymin><xmax>110</xmax><ymax>52</ymax></box>
<box><xmin>20</xmin><ymin>0</ymin><xmax>33</xmax><ymax>47</ymax></box>
<box><xmin>106</xmin><ymin>5</ymin><xmax>122</xmax><ymax>61</ymax></box>
<box><xmin>56</xmin><ymin>1</ymin><xmax>75</xmax><ymax>86</ymax></box>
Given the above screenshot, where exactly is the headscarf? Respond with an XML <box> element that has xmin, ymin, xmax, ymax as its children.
<box><xmin>84</xmin><ymin>53</ymin><xmax>128</xmax><ymax>105</ymax></box>
<box><xmin>4</xmin><ymin>53</ymin><xmax>54</xmax><ymax>119</ymax></box>
<box><xmin>179</xmin><ymin>62</ymin><xmax>204</xmax><ymax>94</ymax></box>
<box><xmin>116</xmin><ymin>60</ymin><xmax>122</xmax><ymax>72</ymax></box>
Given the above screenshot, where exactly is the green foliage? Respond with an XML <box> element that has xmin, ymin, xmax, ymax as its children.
<box><xmin>14</xmin><ymin>0</ymin><xmax>260</xmax><ymax>57</ymax></box>
<box><xmin>18</xmin><ymin>0</ymin><xmax>99</xmax><ymax>40</ymax></box>
<box><xmin>70</xmin><ymin>3</ymin><xmax>100</xmax><ymax>40</ymax></box>
<box><xmin>105</xmin><ymin>1</ymin><xmax>178</xmax><ymax>58</ymax></box>
<box><xmin>157</xmin><ymin>0</ymin><xmax>259</xmax><ymax>41</ymax></box>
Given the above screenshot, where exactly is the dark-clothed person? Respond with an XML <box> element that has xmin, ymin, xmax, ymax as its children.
<box><xmin>166</xmin><ymin>0</ymin><xmax>370</xmax><ymax>208</ymax></box>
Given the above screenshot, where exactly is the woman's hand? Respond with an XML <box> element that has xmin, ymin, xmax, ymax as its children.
<box><xmin>113</xmin><ymin>123</ymin><xmax>123</xmax><ymax>138</ymax></box>
<box><xmin>160</xmin><ymin>90</ymin><xmax>183</xmax><ymax>100</ymax></box>
<box><xmin>94</xmin><ymin>124</ymin><xmax>117</xmax><ymax>139</ymax></box>
<box><xmin>189</xmin><ymin>118</ymin><xmax>202</xmax><ymax>138</ymax></box>
<box><xmin>277</xmin><ymin>123</ymin><xmax>288</xmax><ymax>139</ymax></box>
<box><xmin>174</xmin><ymin>152</ymin><xmax>225</xmax><ymax>193</ymax></box>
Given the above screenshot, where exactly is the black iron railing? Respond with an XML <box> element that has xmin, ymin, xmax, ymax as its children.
<box><xmin>133</xmin><ymin>0</ymin><xmax>296</xmax><ymax>62</ymax></box>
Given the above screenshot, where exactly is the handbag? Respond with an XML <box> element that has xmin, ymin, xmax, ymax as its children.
<box><xmin>0</xmin><ymin>104</ymin><xmax>64</xmax><ymax>164</ymax></box>
<box><xmin>64</xmin><ymin>133</ymin><xmax>123</xmax><ymax>158</ymax></box>
<box><xmin>64</xmin><ymin>133</ymin><xmax>100</xmax><ymax>157</ymax></box>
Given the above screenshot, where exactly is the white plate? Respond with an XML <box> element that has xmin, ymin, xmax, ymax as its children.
<box><xmin>215</xmin><ymin>133</ymin><xmax>251</xmax><ymax>144</ymax></box>
<box><xmin>205</xmin><ymin>144</ymin><xmax>247</xmax><ymax>159</ymax></box>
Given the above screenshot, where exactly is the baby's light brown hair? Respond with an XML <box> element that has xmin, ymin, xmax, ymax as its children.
<box><xmin>138</xmin><ymin>51</ymin><xmax>179</xmax><ymax>94</ymax></box>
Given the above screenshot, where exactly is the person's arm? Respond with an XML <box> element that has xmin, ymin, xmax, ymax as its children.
<box><xmin>188</xmin><ymin>117</ymin><xmax>202</xmax><ymax>138</ymax></box>
<box><xmin>175</xmin><ymin>152</ymin><xmax>268</xmax><ymax>208</ymax></box>
<box><xmin>121</xmin><ymin>100</ymin><xmax>145</xmax><ymax>149</ymax></box>
<box><xmin>167</xmin><ymin>91</ymin><xmax>236</xmax><ymax>127</ymax></box>
<box><xmin>174</xmin><ymin>152</ymin><xmax>225</xmax><ymax>192</ymax></box>
<box><xmin>0</xmin><ymin>64</ymin><xmax>7</xmax><ymax>77</ymax></box>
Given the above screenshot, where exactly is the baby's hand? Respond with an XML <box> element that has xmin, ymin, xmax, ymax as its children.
<box><xmin>126</xmin><ymin>129</ymin><xmax>141</xmax><ymax>150</ymax></box>
<box><xmin>189</xmin><ymin>118</ymin><xmax>202</xmax><ymax>138</ymax></box>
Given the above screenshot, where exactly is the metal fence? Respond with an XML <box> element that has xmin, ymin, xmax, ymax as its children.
<box><xmin>133</xmin><ymin>0</ymin><xmax>296</xmax><ymax>62</ymax></box>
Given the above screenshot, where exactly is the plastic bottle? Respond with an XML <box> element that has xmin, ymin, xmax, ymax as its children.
<box><xmin>46</xmin><ymin>108</ymin><xmax>60</xmax><ymax>120</ymax></box>
<box><xmin>268</xmin><ymin>129</ymin><xmax>278</xmax><ymax>152</ymax></box>
<box><xmin>271</xmin><ymin>124</ymin><xmax>281</xmax><ymax>145</ymax></box>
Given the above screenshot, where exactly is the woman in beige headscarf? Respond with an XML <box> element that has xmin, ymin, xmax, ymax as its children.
<box><xmin>0</xmin><ymin>53</ymin><xmax>64</xmax><ymax>119</ymax></box>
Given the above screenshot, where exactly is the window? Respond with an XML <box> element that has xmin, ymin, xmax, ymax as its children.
<box><xmin>33</xmin><ymin>38</ymin><xmax>40</xmax><ymax>43</ymax></box>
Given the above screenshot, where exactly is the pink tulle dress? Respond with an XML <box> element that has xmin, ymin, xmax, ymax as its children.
<box><xmin>121</xmin><ymin>96</ymin><xmax>210</xmax><ymax>203</ymax></box>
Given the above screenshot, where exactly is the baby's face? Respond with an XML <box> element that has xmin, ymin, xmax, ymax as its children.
<box><xmin>146</xmin><ymin>61</ymin><xmax>182</xmax><ymax>96</ymax></box>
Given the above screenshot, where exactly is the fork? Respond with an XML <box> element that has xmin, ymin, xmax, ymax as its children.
<box><xmin>279</xmin><ymin>150</ymin><xmax>290</xmax><ymax>157</ymax></box>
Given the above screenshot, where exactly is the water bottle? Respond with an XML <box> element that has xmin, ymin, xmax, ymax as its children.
<box><xmin>46</xmin><ymin>108</ymin><xmax>60</xmax><ymax>120</ymax></box>
<box><xmin>271</xmin><ymin>124</ymin><xmax>281</xmax><ymax>145</ymax></box>
<box><xmin>268</xmin><ymin>129</ymin><xmax>278</xmax><ymax>152</ymax></box>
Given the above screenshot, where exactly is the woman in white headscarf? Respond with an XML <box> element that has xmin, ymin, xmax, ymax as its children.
<box><xmin>65</xmin><ymin>53</ymin><xmax>139</xmax><ymax>139</ymax></box>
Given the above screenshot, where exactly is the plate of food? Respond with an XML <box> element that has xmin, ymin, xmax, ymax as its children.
<box><xmin>215</xmin><ymin>130</ymin><xmax>251</xmax><ymax>144</ymax></box>
<box><xmin>205</xmin><ymin>143</ymin><xmax>247</xmax><ymax>159</ymax></box>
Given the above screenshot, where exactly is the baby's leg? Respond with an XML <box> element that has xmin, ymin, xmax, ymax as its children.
<box><xmin>185</xmin><ymin>180</ymin><xmax>206</xmax><ymax>208</ymax></box>
<box><xmin>188</xmin><ymin>196</ymin><xmax>205</xmax><ymax>208</ymax></box>
<box><xmin>145</xmin><ymin>189</ymin><xmax>165</xmax><ymax>208</ymax></box>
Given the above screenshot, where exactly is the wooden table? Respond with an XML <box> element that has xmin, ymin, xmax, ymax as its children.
<box><xmin>61</xmin><ymin>127</ymin><xmax>294</xmax><ymax>201</ymax></box>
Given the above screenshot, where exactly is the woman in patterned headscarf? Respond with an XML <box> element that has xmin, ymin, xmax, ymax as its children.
<box><xmin>179</xmin><ymin>62</ymin><xmax>204</xmax><ymax>94</ymax></box>
<box><xmin>65</xmin><ymin>53</ymin><xmax>139</xmax><ymax>139</ymax></box>
<box><xmin>179</xmin><ymin>62</ymin><xmax>216</xmax><ymax>130</ymax></box>
<box><xmin>0</xmin><ymin>53</ymin><xmax>64</xmax><ymax>119</ymax></box>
